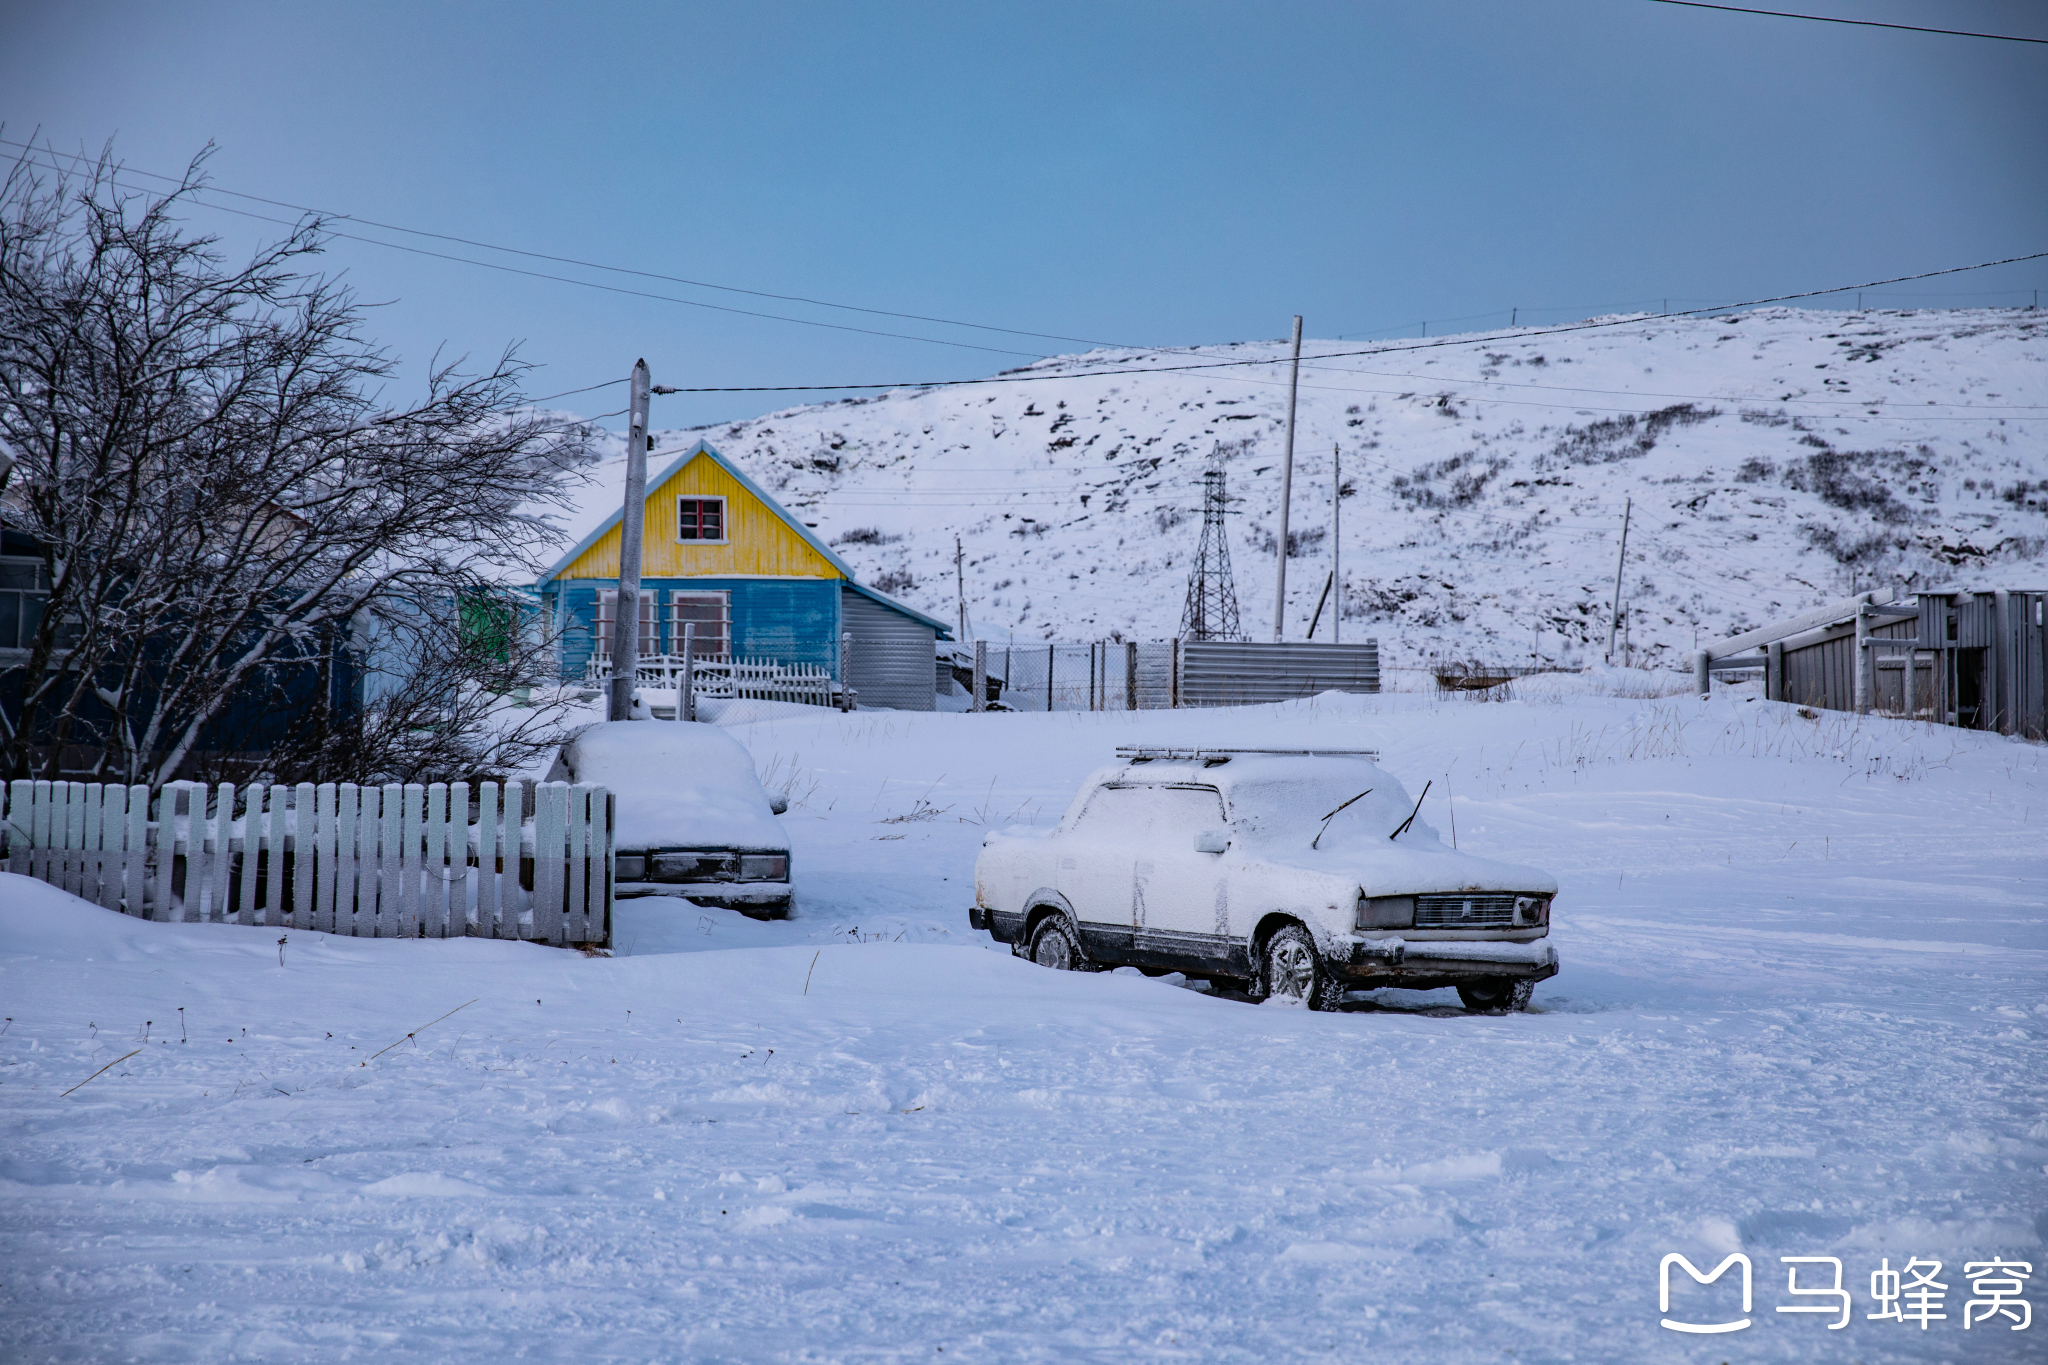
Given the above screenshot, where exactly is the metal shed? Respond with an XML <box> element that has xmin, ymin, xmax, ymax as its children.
<box><xmin>1698</xmin><ymin>588</ymin><xmax>2047</xmax><ymax>739</ymax></box>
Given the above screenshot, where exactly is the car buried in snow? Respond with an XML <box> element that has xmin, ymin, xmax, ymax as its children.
<box><xmin>548</xmin><ymin>720</ymin><xmax>792</xmax><ymax>918</ymax></box>
<box><xmin>969</xmin><ymin>746</ymin><xmax>1559</xmax><ymax>1011</ymax></box>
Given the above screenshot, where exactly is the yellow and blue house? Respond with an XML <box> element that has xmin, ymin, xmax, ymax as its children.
<box><xmin>535</xmin><ymin>439</ymin><xmax>951</xmax><ymax>709</ymax></box>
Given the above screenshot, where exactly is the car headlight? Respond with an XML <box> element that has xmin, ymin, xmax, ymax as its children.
<box><xmin>739</xmin><ymin>854</ymin><xmax>788</xmax><ymax>882</ymax></box>
<box><xmin>616</xmin><ymin>854</ymin><xmax>647</xmax><ymax>880</ymax></box>
<box><xmin>1513</xmin><ymin>896</ymin><xmax>1550</xmax><ymax>927</ymax></box>
<box><xmin>1357</xmin><ymin>895</ymin><xmax>1415</xmax><ymax>930</ymax></box>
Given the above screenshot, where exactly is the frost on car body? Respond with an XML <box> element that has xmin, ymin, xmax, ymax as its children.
<box><xmin>552</xmin><ymin>721</ymin><xmax>792</xmax><ymax>917</ymax></box>
<box><xmin>970</xmin><ymin>747</ymin><xmax>1558</xmax><ymax>1009</ymax></box>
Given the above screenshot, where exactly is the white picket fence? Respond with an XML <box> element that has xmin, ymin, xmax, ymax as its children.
<box><xmin>1</xmin><ymin>778</ymin><xmax>613</xmax><ymax>946</ymax></box>
<box><xmin>587</xmin><ymin>652</ymin><xmax>843</xmax><ymax>709</ymax></box>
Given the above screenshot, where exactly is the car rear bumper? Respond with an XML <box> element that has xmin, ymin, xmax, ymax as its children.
<box><xmin>1336</xmin><ymin>936</ymin><xmax>1558</xmax><ymax>987</ymax></box>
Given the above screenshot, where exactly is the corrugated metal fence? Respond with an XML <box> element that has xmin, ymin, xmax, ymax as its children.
<box><xmin>987</xmin><ymin>639</ymin><xmax>1380</xmax><ymax>710</ymax></box>
<box><xmin>1178</xmin><ymin>639</ymin><xmax>1380</xmax><ymax>706</ymax></box>
<box><xmin>1</xmin><ymin>778</ymin><xmax>613</xmax><ymax>946</ymax></box>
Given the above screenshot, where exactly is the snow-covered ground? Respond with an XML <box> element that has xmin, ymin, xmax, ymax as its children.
<box><xmin>546</xmin><ymin>307</ymin><xmax>2048</xmax><ymax>668</ymax></box>
<box><xmin>3</xmin><ymin>687</ymin><xmax>2043</xmax><ymax>1362</ymax></box>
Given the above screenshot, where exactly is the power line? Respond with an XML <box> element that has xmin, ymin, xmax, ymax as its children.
<box><xmin>641</xmin><ymin>250</ymin><xmax>2048</xmax><ymax>393</ymax></box>
<box><xmin>3</xmin><ymin>144</ymin><xmax>1048</xmax><ymax>362</ymax></box>
<box><xmin>526</xmin><ymin>378</ymin><xmax>628</xmax><ymax>405</ymax></box>
<box><xmin>0</xmin><ymin>136</ymin><xmax>1133</xmax><ymax>353</ymax></box>
<box><xmin>14</xmin><ymin>141</ymin><xmax>2041</xmax><ymax>417</ymax></box>
<box><xmin>1645</xmin><ymin>1</ymin><xmax>2048</xmax><ymax>45</ymax></box>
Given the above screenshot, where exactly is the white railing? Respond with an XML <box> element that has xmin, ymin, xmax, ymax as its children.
<box><xmin>1</xmin><ymin>778</ymin><xmax>612</xmax><ymax>947</ymax></box>
<box><xmin>586</xmin><ymin>652</ymin><xmax>843</xmax><ymax>709</ymax></box>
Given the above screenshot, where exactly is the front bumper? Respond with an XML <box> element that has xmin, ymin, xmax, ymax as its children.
<box><xmin>618</xmin><ymin>881</ymin><xmax>793</xmax><ymax>916</ymax></box>
<box><xmin>1335</xmin><ymin>936</ymin><xmax>1559</xmax><ymax>988</ymax></box>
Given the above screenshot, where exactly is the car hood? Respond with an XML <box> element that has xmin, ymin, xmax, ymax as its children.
<box><xmin>559</xmin><ymin>721</ymin><xmax>787</xmax><ymax>853</ymax></box>
<box><xmin>1279</xmin><ymin>841</ymin><xmax>1559</xmax><ymax>897</ymax></box>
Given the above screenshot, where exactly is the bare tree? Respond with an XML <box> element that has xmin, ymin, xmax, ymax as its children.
<box><xmin>0</xmin><ymin>144</ymin><xmax>594</xmax><ymax>785</ymax></box>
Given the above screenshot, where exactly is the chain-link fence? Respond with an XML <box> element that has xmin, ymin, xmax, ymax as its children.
<box><xmin>989</xmin><ymin>641</ymin><xmax>1175</xmax><ymax>711</ymax></box>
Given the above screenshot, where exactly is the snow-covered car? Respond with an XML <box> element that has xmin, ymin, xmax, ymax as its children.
<box><xmin>550</xmin><ymin>721</ymin><xmax>792</xmax><ymax>917</ymax></box>
<box><xmin>969</xmin><ymin>746</ymin><xmax>1559</xmax><ymax>1011</ymax></box>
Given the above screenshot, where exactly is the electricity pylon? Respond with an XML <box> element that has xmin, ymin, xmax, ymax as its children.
<box><xmin>1179</xmin><ymin>447</ymin><xmax>1245</xmax><ymax>642</ymax></box>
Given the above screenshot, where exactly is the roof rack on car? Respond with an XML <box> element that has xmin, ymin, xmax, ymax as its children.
<box><xmin>1114</xmin><ymin>746</ymin><xmax>1381</xmax><ymax>763</ymax></box>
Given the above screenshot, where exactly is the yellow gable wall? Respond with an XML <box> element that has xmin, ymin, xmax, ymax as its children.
<box><xmin>557</xmin><ymin>452</ymin><xmax>843</xmax><ymax>581</ymax></box>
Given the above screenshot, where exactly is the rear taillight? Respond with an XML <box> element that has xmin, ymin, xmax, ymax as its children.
<box><xmin>739</xmin><ymin>854</ymin><xmax>788</xmax><ymax>881</ymax></box>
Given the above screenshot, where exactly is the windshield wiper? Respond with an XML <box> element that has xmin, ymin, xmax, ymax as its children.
<box><xmin>1388</xmin><ymin>780</ymin><xmax>1432</xmax><ymax>841</ymax></box>
<box><xmin>1311</xmin><ymin>788</ymin><xmax>1373</xmax><ymax>849</ymax></box>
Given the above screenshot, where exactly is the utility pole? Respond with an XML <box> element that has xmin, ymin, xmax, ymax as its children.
<box><xmin>1330</xmin><ymin>442</ymin><xmax>1341</xmax><ymax>644</ymax></box>
<box><xmin>954</xmin><ymin>534</ymin><xmax>969</xmax><ymax>644</ymax></box>
<box><xmin>1604</xmin><ymin>495</ymin><xmax>1632</xmax><ymax>666</ymax></box>
<box><xmin>608</xmin><ymin>359</ymin><xmax>651</xmax><ymax>722</ymax></box>
<box><xmin>1270</xmin><ymin>314</ymin><xmax>1303</xmax><ymax>643</ymax></box>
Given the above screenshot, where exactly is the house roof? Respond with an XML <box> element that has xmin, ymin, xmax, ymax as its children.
<box><xmin>843</xmin><ymin>579</ymin><xmax>953</xmax><ymax>637</ymax></box>
<box><xmin>538</xmin><ymin>439</ymin><xmax>858</xmax><ymax>585</ymax></box>
<box><xmin>535</xmin><ymin>438</ymin><xmax>953</xmax><ymax>638</ymax></box>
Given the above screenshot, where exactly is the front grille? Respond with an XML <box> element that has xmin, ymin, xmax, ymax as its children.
<box><xmin>651</xmin><ymin>851</ymin><xmax>739</xmax><ymax>882</ymax></box>
<box><xmin>1415</xmin><ymin>893</ymin><xmax>1518</xmax><ymax>928</ymax></box>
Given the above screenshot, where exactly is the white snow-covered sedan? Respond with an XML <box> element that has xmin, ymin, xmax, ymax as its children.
<box><xmin>550</xmin><ymin>721</ymin><xmax>792</xmax><ymax>917</ymax></box>
<box><xmin>969</xmin><ymin>746</ymin><xmax>1559</xmax><ymax>1011</ymax></box>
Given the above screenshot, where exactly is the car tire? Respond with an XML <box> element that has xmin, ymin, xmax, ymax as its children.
<box><xmin>1457</xmin><ymin>978</ymin><xmax>1532</xmax><ymax>1014</ymax></box>
<box><xmin>1029</xmin><ymin>916</ymin><xmax>1085</xmax><ymax>972</ymax></box>
<box><xmin>1261</xmin><ymin>925</ymin><xmax>1341</xmax><ymax>1011</ymax></box>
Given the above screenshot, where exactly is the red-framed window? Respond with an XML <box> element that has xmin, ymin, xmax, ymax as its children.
<box><xmin>679</xmin><ymin>497</ymin><xmax>726</xmax><ymax>542</ymax></box>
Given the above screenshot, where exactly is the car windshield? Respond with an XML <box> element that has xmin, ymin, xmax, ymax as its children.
<box><xmin>1071</xmin><ymin>783</ymin><xmax>1226</xmax><ymax>839</ymax></box>
<box><xmin>1223</xmin><ymin>772</ymin><xmax>1438</xmax><ymax>852</ymax></box>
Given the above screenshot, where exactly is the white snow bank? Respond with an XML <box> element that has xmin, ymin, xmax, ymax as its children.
<box><xmin>3</xmin><ymin>690</ymin><xmax>2042</xmax><ymax>1362</ymax></box>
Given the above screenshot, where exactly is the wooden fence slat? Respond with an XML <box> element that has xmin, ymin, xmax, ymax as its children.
<box><xmin>533</xmin><ymin>782</ymin><xmax>563</xmax><ymax>945</ymax></box>
<box><xmin>380</xmin><ymin>784</ymin><xmax>404</xmax><ymax>938</ymax></box>
<box><xmin>291</xmin><ymin>782</ymin><xmax>315</xmax><ymax>930</ymax></box>
<box><xmin>101</xmin><ymin>785</ymin><xmax>126</xmax><ymax>914</ymax></box>
<box><xmin>29</xmin><ymin>781</ymin><xmax>52</xmax><ymax>883</ymax></box>
<box><xmin>52</xmin><ymin>782</ymin><xmax>71</xmax><ymax>891</ymax></box>
<box><xmin>147</xmin><ymin>785</ymin><xmax>173</xmax><ymax>925</ymax></box>
<box><xmin>208</xmin><ymin>784</ymin><xmax>233</xmax><ymax>923</ymax></box>
<box><xmin>422</xmin><ymin>783</ymin><xmax>448</xmax><ymax>939</ymax></box>
<box><xmin>4</xmin><ymin>781</ymin><xmax>26</xmax><ymax>875</ymax></box>
<box><xmin>81</xmin><ymin>784</ymin><xmax>104</xmax><ymax>908</ymax></box>
<box><xmin>396</xmin><ymin>783</ymin><xmax>422</xmax><ymax>938</ymax></box>
<box><xmin>68</xmin><ymin>783</ymin><xmax>89</xmax><ymax>897</ymax></box>
<box><xmin>447</xmin><ymin>782</ymin><xmax>470</xmax><ymax>937</ymax></box>
<box><xmin>236</xmin><ymin>785</ymin><xmax>260</xmax><ymax>925</ymax></box>
<box><xmin>565</xmin><ymin>783</ymin><xmax>587</xmax><ymax>945</ymax></box>
<box><xmin>601</xmin><ymin>788</ymin><xmax>615</xmax><ymax>946</ymax></box>
<box><xmin>337</xmin><ymin>783</ymin><xmax>360</xmax><ymax>936</ymax></box>
<box><xmin>518</xmin><ymin>779</ymin><xmax>536</xmax><ymax>937</ymax></box>
<box><xmin>124</xmin><ymin>784</ymin><xmax>148</xmax><ymax>917</ymax></box>
<box><xmin>266</xmin><ymin>784</ymin><xmax>289</xmax><ymax>928</ymax></box>
<box><xmin>57</xmin><ymin>783</ymin><xmax>80</xmax><ymax>895</ymax></box>
<box><xmin>476</xmin><ymin>780</ymin><xmax>500</xmax><ymax>938</ymax></box>
<box><xmin>313</xmin><ymin>783</ymin><xmax>337</xmax><ymax>934</ymax></box>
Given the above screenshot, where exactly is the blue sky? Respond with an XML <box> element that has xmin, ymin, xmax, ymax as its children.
<box><xmin>2</xmin><ymin>0</ymin><xmax>2043</xmax><ymax>429</ymax></box>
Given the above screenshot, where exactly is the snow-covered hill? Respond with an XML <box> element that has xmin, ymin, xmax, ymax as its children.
<box><xmin>599</xmin><ymin>307</ymin><xmax>2044</xmax><ymax>668</ymax></box>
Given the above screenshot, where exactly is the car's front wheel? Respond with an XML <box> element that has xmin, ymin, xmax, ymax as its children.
<box><xmin>1260</xmin><ymin>925</ymin><xmax>1342</xmax><ymax>1011</ymax></box>
<box><xmin>1029</xmin><ymin>916</ymin><xmax>1085</xmax><ymax>971</ymax></box>
<box><xmin>1457</xmin><ymin>978</ymin><xmax>1535</xmax><ymax>1014</ymax></box>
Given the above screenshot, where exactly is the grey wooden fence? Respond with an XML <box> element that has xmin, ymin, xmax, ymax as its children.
<box><xmin>1</xmin><ymin>778</ymin><xmax>613</xmax><ymax>947</ymax></box>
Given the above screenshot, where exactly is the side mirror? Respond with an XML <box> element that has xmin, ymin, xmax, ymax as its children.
<box><xmin>1193</xmin><ymin>830</ymin><xmax>1228</xmax><ymax>854</ymax></box>
<box><xmin>769</xmin><ymin>793</ymin><xmax>789</xmax><ymax>815</ymax></box>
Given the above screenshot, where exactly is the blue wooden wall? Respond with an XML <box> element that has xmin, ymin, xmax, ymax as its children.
<box><xmin>553</xmin><ymin>577</ymin><xmax>842</xmax><ymax>679</ymax></box>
